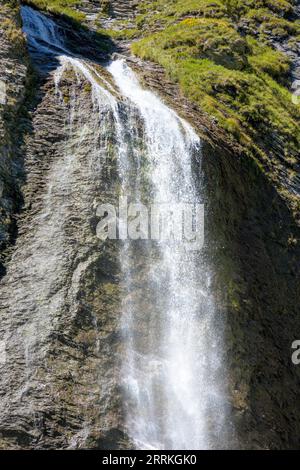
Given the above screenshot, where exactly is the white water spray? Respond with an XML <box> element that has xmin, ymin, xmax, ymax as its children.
<box><xmin>108</xmin><ymin>60</ymin><xmax>229</xmax><ymax>450</ymax></box>
<box><xmin>20</xmin><ymin>6</ymin><xmax>230</xmax><ymax>450</ymax></box>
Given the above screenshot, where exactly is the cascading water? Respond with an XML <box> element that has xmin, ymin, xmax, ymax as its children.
<box><xmin>22</xmin><ymin>5</ymin><xmax>70</xmax><ymax>56</ymax></box>
<box><xmin>108</xmin><ymin>61</ymin><xmax>229</xmax><ymax>450</ymax></box>
<box><xmin>15</xmin><ymin>5</ymin><xmax>230</xmax><ymax>449</ymax></box>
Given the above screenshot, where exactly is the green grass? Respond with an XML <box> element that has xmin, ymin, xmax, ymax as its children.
<box><xmin>129</xmin><ymin>1</ymin><xmax>300</xmax><ymax>171</ymax></box>
<box><xmin>1</xmin><ymin>2</ymin><xmax>27</xmax><ymax>55</ymax></box>
<box><xmin>244</xmin><ymin>7</ymin><xmax>300</xmax><ymax>39</ymax></box>
<box><xmin>247</xmin><ymin>37</ymin><xmax>291</xmax><ymax>80</ymax></box>
<box><xmin>21</xmin><ymin>0</ymin><xmax>300</xmax><ymax>199</ymax></box>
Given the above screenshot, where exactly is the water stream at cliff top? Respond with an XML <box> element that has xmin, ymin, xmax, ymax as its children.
<box><xmin>19</xmin><ymin>5</ymin><xmax>230</xmax><ymax>449</ymax></box>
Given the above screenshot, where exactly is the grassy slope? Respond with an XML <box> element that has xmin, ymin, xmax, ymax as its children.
<box><xmin>1</xmin><ymin>1</ymin><xmax>27</xmax><ymax>54</ymax></box>
<box><xmin>131</xmin><ymin>1</ymin><xmax>300</xmax><ymax>164</ymax></box>
<box><xmin>23</xmin><ymin>0</ymin><xmax>300</xmax><ymax>211</ymax></box>
<box><xmin>24</xmin><ymin>1</ymin><xmax>300</xmax><ymax>149</ymax></box>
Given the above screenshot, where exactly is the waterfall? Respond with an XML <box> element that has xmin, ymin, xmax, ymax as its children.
<box><xmin>108</xmin><ymin>61</ymin><xmax>229</xmax><ymax>450</ymax></box>
<box><xmin>16</xmin><ymin>6</ymin><xmax>230</xmax><ymax>450</ymax></box>
<box><xmin>22</xmin><ymin>5</ymin><xmax>70</xmax><ymax>56</ymax></box>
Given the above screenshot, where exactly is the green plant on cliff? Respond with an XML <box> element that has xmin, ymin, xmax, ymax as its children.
<box><xmin>2</xmin><ymin>17</ymin><xmax>26</xmax><ymax>50</ymax></box>
<box><xmin>23</xmin><ymin>0</ymin><xmax>300</xmax><ymax>211</ymax></box>
<box><xmin>129</xmin><ymin>1</ymin><xmax>300</xmax><ymax>171</ymax></box>
<box><xmin>23</xmin><ymin>0</ymin><xmax>300</xmax><ymax>158</ymax></box>
<box><xmin>1</xmin><ymin>2</ymin><xmax>27</xmax><ymax>55</ymax></box>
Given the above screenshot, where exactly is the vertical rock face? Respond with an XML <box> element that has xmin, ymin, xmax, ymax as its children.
<box><xmin>0</xmin><ymin>1</ymin><xmax>299</xmax><ymax>451</ymax></box>
<box><xmin>0</xmin><ymin>6</ymin><xmax>128</xmax><ymax>449</ymax></box>
<box><xmin>120</xmin><ymin>42</ymin><xmax>300</xmax><ymax>451</ymax></box>
<box><xmin>0</xmin><ymin>1</ymin><xmax>29</xmax><ymax>277</ymax></box>
<box><xmin>0</xmin><ymin>5</ymin><xmax>231</xmax><ymax>450</ymax></box>
<box><xmin>136</xmin><ymin>58</ymin><xmax>300</xmax><ymax>449</ymax></box>
<box><xmin>203</xmin><ymin>143</ymin><xmax>300</xmax><ymax>450</ymax></box>
<box><xmin>0</xmin><ymin>5</ymin><xmax>228</xmax><ymax>448</ymax></box>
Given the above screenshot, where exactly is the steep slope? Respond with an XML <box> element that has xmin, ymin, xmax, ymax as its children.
<box><xmin>129</xmin><ymin>1</ymin><xmax>300</xmax><ymax>221</ymax></box>
<box><xmin>0</xmin><ymin>5</ymin><xmax>126</xmax><ymax>449</ymax></box>
<box><xmin>0</xmin><ymin>0</ymin><xmax>30</xmax><ymax>277</ymax></box>
<box><xmin>0</xmin><ymin>0</ymin><xmax>299</xmax><ymax>451</ymax></box>
<box><xmin>25</xmin><ymin>1</ymin><xmax>300</xmax><ymax>218</ymax></box>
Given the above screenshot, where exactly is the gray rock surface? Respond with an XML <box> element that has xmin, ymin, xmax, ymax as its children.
<box><xmin>0</xmin><ymin>1</ymin><xmax>29</xmax><ymax>277</ymax></box>
<box><xmin>0</xmin><ymin>0</ymin><xmax>299</xmax><ymax>451</ymax></box>
<box><xmin>0</xmin><ymin>57</ymin><xmax>129</xmax><ymax>448</ymax></box>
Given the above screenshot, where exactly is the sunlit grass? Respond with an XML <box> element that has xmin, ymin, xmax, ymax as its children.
<box><xmin>131</xmin><ymin>1</ymin><xmax>300</xmax><ymax>161</ymax></box>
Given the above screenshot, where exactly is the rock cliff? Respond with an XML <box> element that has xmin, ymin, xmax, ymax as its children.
<box><xmin>0</xmin><ymin>0</ymin><xmax>299</xmax><ymax>450</ymax></box>
<box><xmin>0</xmin><ymin>0</ymin><xmax>29</xmax><ymax>278</ymax></box>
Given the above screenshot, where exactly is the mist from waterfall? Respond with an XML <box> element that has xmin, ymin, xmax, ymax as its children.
<box><xmin>20</xmin><ymin>5</ymin><xmax>230</xmax><ymax>450</ymax></box>
<box><xmin>108</xmin><ymin>61</ymin><xmax>229</xmax><ymax>450</ymax></box>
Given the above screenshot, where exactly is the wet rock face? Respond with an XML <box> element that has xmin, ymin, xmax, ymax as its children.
<box><xmin>203</xmin><ymin>143</ymin><xmax>300</xmax><ymax>450</ymax></box>
<box><xmin>0</xmin><ymin>1</ymin><xmax>29</xmax><ymax>277</ymax></box>
<box><xmin>0</xmin><ymin>1</ymin><xmax>299</xmax><ymax>451</ymax></box>
<box><xmin>0</xmin><ymin>47</ymin><xmax>129</xmax><ymax>448</ymax></box>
